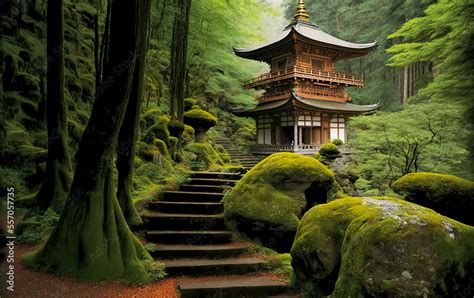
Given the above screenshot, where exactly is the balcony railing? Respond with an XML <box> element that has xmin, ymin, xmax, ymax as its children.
<box><xmin>244</xmin><ymin>67</ymin><xmax>364</xmax><ymax>89</ymax></box>
<box><xmin>250</xmin><ymin>144</ymin><xmax>352</xmax><ymax>155</ymax></box>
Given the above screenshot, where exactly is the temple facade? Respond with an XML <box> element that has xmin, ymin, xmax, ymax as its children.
<box><xmin>233</xmin><ymin>0</ymin><xmax>380</xmax><ymax>154</ymax></box>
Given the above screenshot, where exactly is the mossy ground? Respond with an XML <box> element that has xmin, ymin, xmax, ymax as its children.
<box><xmin>291</xmin><ymin>196</ymin><xmax>474</xmax><ymax>297</ymax></box>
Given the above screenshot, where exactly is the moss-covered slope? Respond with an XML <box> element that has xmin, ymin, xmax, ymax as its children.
<box><xmin>291</xmin><ymin>197</ymin><xmax>474</xmax><ymax>297</ymax></box>
<box><xmin>224</xmin><ymin>152</ymin><xmax>335</xmax><ymax>251</ymax></box>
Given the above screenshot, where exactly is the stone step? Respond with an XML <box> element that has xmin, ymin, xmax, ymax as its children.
<box><xmin>189</xmin><ymin>178</ymin><xmax>237</xmax><ymax>186</ymax></box>
<box><xmin>190</xmin><ymin>171</ymin><xmax>241</xmax><ymax>180</ymax></box>
<box><xmin>178</xmin><ymin>275</ymin><xmax>289</xmax><ymax>297</ymax></box>
<box><xmin>148</xmin><ymin>201</ymin><xmax>223</xmax><ymax>215</ymax></box>
<box><xmin>235</xmin><ymin>158</ymin><xmax>261</xmax><ymax>162</ymax></box>
<box><xmin>148</xmin><ymin>201</ymin><xmax>224</xmax><ymax>215</ymax></box>
<box><xmin>161</xmin><ymin>191</ymin><xmax>224</xmax><ymax>202</ymax></box>
<box><xmin>240</xmin><ymin>163</ymin><xmax>259</xmax><ymax>167</ymax></box>
<box><xmin>180</xmin><ymin>184</ymin><xmax>225</xmax><ymax>193</ymax></box>
<box><xmin>146</xmin><ymin>230</ymin><xmax>232</xmax><ymax>244</ymax></box>
<box><xmin>144</xmin><ymin>212</ymin><xmax>225</xmax><ymax>231</ymax></box>
<box><xmin>148</xmin><ymin>242</ymin><xmax>252</xmax><ymax>259</ymax></box>
<box><xmin>163</xmin><ymin>256</ymin><xmax>267</xmax><ymax>276</ymax></box>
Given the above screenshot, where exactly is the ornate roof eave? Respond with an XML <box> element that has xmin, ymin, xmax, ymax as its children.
<box><xmin>234</xmin><ymin>22</ymin><xmax>378</xmax><ymax>62</ymax></box>
<box><xmin>231</xmin><ymin>89</ymin><xmax>381</xmax><ymax>117</ymax></box>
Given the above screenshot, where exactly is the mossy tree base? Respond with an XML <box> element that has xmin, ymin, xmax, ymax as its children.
<box><xmin>27</xmin><ymin>167</ymin><xmax>150</xmax><ymax>283</ymax></box>
<box><xmin>36</xmin><ymin>160</ymin><xmax>72</xmax><ymax>210</ymax></box>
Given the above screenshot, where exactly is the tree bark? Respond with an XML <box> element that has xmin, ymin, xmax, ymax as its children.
<box><xmin>116</xmin><ymin>0</ymin><xmax>151</xmax><ymax>228</ymax></box>
<box><xmin>169</xmin><ymin>0</ymin><xmax>192</xmax><ymax>123</ymax></box>
<box><xmin>30</xmin><ymin>0</ymin><xmax>152</xmax><ymax>283</ymax></box>
<box><xmin>36</xmin><ymin>0</ymin><xmax>72</xmax><ymax>211</ymax></box>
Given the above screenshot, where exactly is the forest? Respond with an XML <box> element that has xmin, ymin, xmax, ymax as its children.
<box><xmin>0</xmin><ymin>0</ymin><xmax>473</xmax><ymax>297</ymax></box>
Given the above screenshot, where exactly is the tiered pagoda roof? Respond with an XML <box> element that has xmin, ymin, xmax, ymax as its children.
<box><xmin>234</xmin><ymin>0</ymin><xmax>378</xmax><ymax>63</ymax></box>
<box><xmin>233</xmin><ymin>89</ymin><xmax>380</xmax><ymax>116</ymax></box>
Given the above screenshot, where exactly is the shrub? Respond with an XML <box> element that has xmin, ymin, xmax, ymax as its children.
<box><xmin>332</xmin><ymin>139</ymin><xmax>344</xmax><ymax>146</ymax></box>
<box><xmin>392</xmin><ymin>172</ymin><xmax>474</xmax><ymax>225</ymax></box>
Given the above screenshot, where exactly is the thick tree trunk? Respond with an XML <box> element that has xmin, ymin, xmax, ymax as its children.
<box><xmin>29</xmin><ymin>0</ymin><xmax>152</xmax><ymax>283</ymax></box>
<box><xmin>116</xmin><ymin>0</ymin><xmax>151</xmax><ymax>228</ymax></box>
<box><xmin>36</xmin><ymin>0</ymin><xmax>72</xmax><ymax>210</ymax></box>
<box><xmin>169</xmin><ymin>0</ymin><xmax>192</xmax><ymax>123</ymax></box>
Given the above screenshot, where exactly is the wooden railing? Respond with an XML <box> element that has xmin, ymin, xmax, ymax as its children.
<box><xmin>251</xmin><ymin>144</ymin><xmax>352</xmax><ymax>154</ymax></box>
<box><xmin>244</xmin><ymin>67</ymin><xmax>364</xmax><ymax>89</ymax></box>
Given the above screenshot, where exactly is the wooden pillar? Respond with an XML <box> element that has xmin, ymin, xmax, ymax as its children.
<box><xmin>293</xmin><ymin>111</ymin><xmax>298</xmax><ymax>151</ymax></box>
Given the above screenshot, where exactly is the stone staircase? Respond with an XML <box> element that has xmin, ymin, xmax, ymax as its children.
<box><xmin>144</xmin><ymin>172</ymin><xmax>289</xmax><ymax>297</ymax></box>
<box><xmin>214</xmin><ymin>137</ymin><xmax>264</xmax><ymax>171</ymax></box>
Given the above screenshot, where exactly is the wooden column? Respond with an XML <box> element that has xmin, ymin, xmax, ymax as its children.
<box><xmin>293</xmin><ymin>111</ymin><xmax>298</xmax><ymax>151</ymax></box>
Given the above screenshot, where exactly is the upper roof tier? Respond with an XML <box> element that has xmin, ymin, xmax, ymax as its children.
<box><xmin>234</xmin><ymin>1</ymin><xmax>377</xmax><ymax>63</ymax></box>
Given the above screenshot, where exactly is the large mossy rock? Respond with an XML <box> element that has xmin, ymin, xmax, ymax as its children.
<box><xmin>392</xmin><ymin>172</ymin><xmax>474</xmax><ymax>225</ymax></box>
<box><xmin>291</xmin><ymin>197</ymin><xmax>474</xmax><ymax>297</ymax></box>
<box><xmin>224</xmin><ymin>153</ymin><xmax>335</xmax><ymax>251</ymax></box>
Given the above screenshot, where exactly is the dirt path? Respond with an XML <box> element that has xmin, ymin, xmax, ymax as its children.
<box><xmin>1</xmin><ymin>245</ymin><xmax>180</xmax><ymax>298</ymax></box>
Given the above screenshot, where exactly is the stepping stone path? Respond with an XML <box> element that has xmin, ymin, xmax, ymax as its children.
<box><xmin>144</xmin><ymin>171</ymin><xmax>290</xmax><ymax>297</ymax></box>
<box><xmin>214</xmin><ymin>137</ymin><xmax>264</xmax><ymax>171</ymax></box>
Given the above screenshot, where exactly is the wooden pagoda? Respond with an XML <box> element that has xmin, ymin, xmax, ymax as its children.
<box><xmin>233</xmin><ymin>0</ymin><xmax>380</xmax><ymax>154</ymax></box>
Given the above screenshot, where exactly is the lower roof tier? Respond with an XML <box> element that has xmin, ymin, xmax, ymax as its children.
<box><xmin>232</xmin><ymin>89</ymin><xmax>380</xmax><ymax>116</ymax></box>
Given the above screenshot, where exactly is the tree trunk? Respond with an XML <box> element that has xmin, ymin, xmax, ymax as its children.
<box><xmin>169</xmin><ymin>0</ymin><xmax>192</xmax><ymax>123</ymax></box>
<box><xmin>402</xmin><ymin>65</ymin><xmax>409</xmax><ymax>104</ymax></box>
<box><xmin>116</xmin><ymin>0</ymin><xmax>151</xmax><ymax>228</ymax></box>
<box><xmin>29</xmin><ymin>0</ymin><xmax>152</xmax><ymax>283</ymax></box>
<box><xmin>36</xmin><ymin>0</ymin><xmax>72</xmax><ymax>211</ymax></box>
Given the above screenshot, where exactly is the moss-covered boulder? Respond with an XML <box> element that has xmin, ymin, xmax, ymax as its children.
<box><xmin>184</xmin><ymin>142</ymin><xmax>224</xmax><ymax>171</ymax></box>
<box><xmin>224</xmin><ymin>153</ymin><xmax>335</xmax><ymax>251</ymax></box>
<box><xmin>392</xmin><ymin>172</ymin><xmax>474</xmax><ymax>225</ymax></box>
<box><xmin>143</xmin><ymin>115</ymin><xmax>170</xmax><ymax>146</ymax></box>
<box><xmin>184</xmin><ymin>97</ymin><xmax>198</xmax><ymax>111</ymax></box>
<box><xmin>291</xmin><ymin>197</ymin><xmax>474</xmax><ymax>297</ymax></box>
<box><xmin>316</xmin><ymin>142</ymin><xmax>342</xmax><ymax>166</ymax></box>
<box><xmin>183</xmin><ymin>108</ymin><xmax>217</xmax><ymax>142</ymax></box>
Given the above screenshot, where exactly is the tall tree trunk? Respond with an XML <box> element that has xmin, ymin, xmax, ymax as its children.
<box><xmin>36</xmin><ymin>0</ymin><xmax>72</xmax><ymax>210</ymax></box>
<box><xmin>402</xmin><ymin>65</ymin><xmax>409</xmax><ymax>104</ymax></box>
<box><xmin>169</xmin><ymin>0</ymin><xmax>192</xmax><ymax>123</ymax></box>
<box><xmin>116</xmin><ymin>0</ymin><xmax>151</xmax><ymax>228</ymax></box>
<box><xmin>29</xmin><ymin>0</ymin><xmax>152</xmax><ymax>283</ymax></box>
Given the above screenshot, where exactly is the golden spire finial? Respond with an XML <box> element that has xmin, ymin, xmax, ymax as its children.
<box><xmin>294</xmin><ymin>0</ymin><xmax>311</xmax><ymax>22</ymax></box>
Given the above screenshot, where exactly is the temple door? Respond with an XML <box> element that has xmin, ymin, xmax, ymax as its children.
<box><xmin>313</xmin><ymin>127</ymin><xmax>321</xmax><ymax>144</ymax></box>
<box><xmin>322</xmin><ymin>115</ymin><xmax>330</xmax><ymax>143</ymax></box>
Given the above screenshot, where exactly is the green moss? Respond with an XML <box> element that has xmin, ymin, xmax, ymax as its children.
<box><xmin>17</xmin><ymin>209</ymin><xmax>59</xmax><ymax>245</ymax></box>
<box><xmin>184</xmin><ymin>97</ymin><xmax>198</xmax><ymax>111</ymax></box>
<box><xmin>184</xmin><ymin>142</ymin><xmax>224</xmax><ymax>171</ymax></box>
<box><xmin>392</xmin><ymin>172</ymin><xmax>474</xmax><ymax>225</ymax></box>
<box><xmin>224</xmin><ymin>152</ymin><xmax>335</xmax><ymax>251</ymax></box>
<box><xmin>184</xmin><ymin>108</ymin><xmax>217</xmax><ymax>127</ymax></box>
<box><xmin>291</xmin><ymin>197</ymin><xmax>474</xmax><ymax>297</ymax></box>
<box><xmin>168</xmin><ymin>120</ymin><xmax>185</xmax><ymax>138</ymax></box>
<box><xmin>184</xmin><ymin>108</ymin><xmax>217</xmax><ymax>142</ymax></box>
<box><xmin>182</xmin><ymin>124</ymin><xmax>195</xmax><ymax>145</ymax></box>
<box><xmin>143</xmin><ymin>116</ymin><xmax>170</xmax><ymax>146</ymax></box>
<box><xmin>317</xmin><ymin>142</ymin><xmax>342</xmax><ymax>165</ymax></box>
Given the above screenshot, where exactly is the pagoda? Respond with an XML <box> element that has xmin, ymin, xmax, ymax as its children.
<box><xmin>233</xmin><ymin>0</ymin><xmax>380</xmax><ymax>154</ymax></box>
